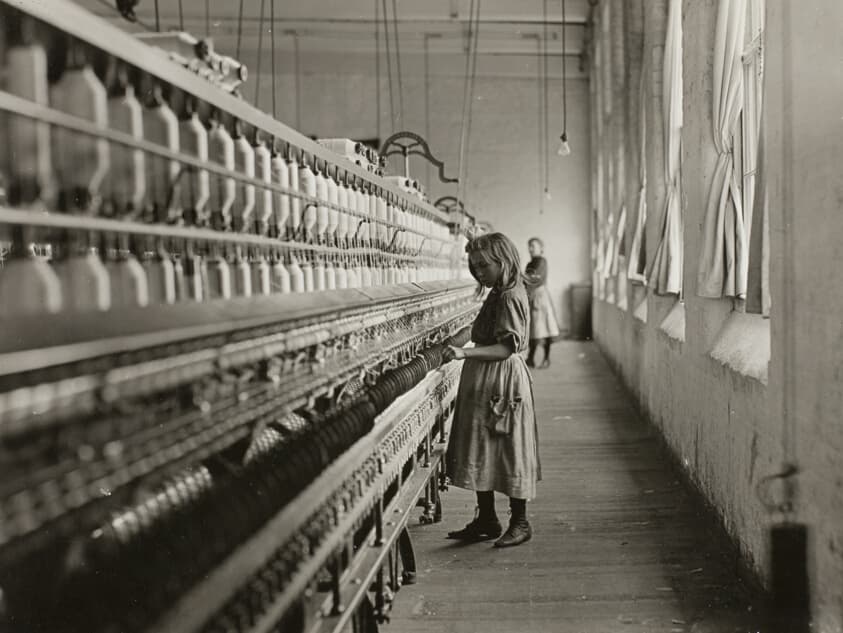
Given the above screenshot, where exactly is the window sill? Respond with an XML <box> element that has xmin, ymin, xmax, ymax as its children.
<box><xmin>659</xmin><ymin>300</ymin><xmax>686</xmax><ymax>343</ymax></box>
<box><xmin>709</xmin><ymin>311</ymin><xmax>770</xmax><ymax>384</ymax></box>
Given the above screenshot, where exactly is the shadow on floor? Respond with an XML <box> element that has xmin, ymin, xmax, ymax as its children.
<box><xmin>389</xmin><ymin>342</ymin><xmax>770</xmax><ymax>633</ymax></box>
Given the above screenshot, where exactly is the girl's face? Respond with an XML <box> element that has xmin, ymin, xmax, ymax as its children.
<box><xmin>469</xmin><ymin>251</ymin><xmax>503</xmax><ymax>288</ymax></box>
<box><xmin>528</xmin><ymin>240</ymin><xmax>542</xmax><ymax>258</ymax></box>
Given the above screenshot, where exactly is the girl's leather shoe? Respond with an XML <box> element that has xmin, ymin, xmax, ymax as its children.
<box><xmin>446</xmin><ymin>516</ymin><xmax>502</xmax><ymax>541</ymax></box>
<box><xmin>494</xmin><ymin>518</ymin><xmax>532</xmax><ymax>547</ymax></box>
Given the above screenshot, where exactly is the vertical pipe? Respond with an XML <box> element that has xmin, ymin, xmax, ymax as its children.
<box><xmin>424</xmin><ymin>34</ymin><xmax>431</xmax><ymax>187</ymax></box>
<box><xmin>294</xmin><ymin>33</ymin><xmax>301</xmax><ymax>130</ymax></box>
<box><xmin>375</xmin><ymin>0</ymin><xmax>381</xmax><ymax>141</ymax></box>
<box><xmin>382</xmin><ymin>0</ymin><xmax>396</xmax><ymax>133</ymax></box>
<box><xmin>374</xmin><ymin>497</ymin><xmax>384</xmax><ymax>545</ymax></box>
<box><xmin>542</xmin><ymin>0</ymin><xmax>549</xmax><ymax>198</ymax></box>
<box><xmin>392</xmin><ymin>0</ymin><xmax>405</xmax><ymax>128</ymax></box>
<box><xmin>330</xmin><ymin>554</ymin><xmax>343</xmax><ymax>616</ymax></box>
<box><xmin>536</xmin><ymin>36</ymin><xmax>543</xmax><ymax>214</ymax></box>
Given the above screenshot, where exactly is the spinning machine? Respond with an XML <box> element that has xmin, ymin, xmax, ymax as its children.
<box><xmin>0</xmin><ymin>2</ymin><xmax>478</xmax><ymax>631</ymax></box>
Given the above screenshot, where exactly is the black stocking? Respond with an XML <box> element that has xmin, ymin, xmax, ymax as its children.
<box><xmin>509</xmin><ymin>497</ymin><xmax>527</xmax><ymax>522</ymax></box>
<box><xmin>477</xmin><ymin>490</ymin><xmax>496</xmax><ymax>520</ymax></box>
<box><xmin>527</xmin><ymin>340</ymin><xmax>538</xmax><ymax>366</ymax></box>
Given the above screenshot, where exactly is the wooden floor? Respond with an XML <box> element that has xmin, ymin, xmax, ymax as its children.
<box><xmin>389</xmin><ymin>342</ymin><xmax>765</xmax><ymax>633</ymax></box>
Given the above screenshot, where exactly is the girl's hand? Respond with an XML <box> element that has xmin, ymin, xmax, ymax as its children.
<box><xmin>443</xmin><ymin>345</ymin><xmax>466</xmax><ymax>362</ymax></box>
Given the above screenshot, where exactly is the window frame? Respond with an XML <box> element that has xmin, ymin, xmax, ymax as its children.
<box><xmin>737</xmin><ymin>0</ymin><xmax>765</xmax><ymax>254</ymax></box>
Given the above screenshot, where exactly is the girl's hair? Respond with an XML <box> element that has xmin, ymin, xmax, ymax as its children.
<box><xmin>465</xmin><ymin>232</ymin><xmax>524</xmax><ymax>292</ymax></box>
<box><xmin>528</xmin><ymin>237</ymin><xmax>544</xmax><ymax>250</ymax></box>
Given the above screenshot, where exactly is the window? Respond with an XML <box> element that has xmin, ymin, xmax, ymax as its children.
<box><xmin>739</xmin><ymin>0</ymin><xmax>764</xmax><ymax>238</ymax></box>
<box><xmin>739</xmin><ymin>0</ymin><xmax>770</xmax><ymax>315</ymax></box>
<box><xmin>601</xmin><ymin>2</ymin><xmax>612</xmax><ymax>118</ymax></box>
<box><xmin>696</xmin><ymin>0</ymin><xmax>763</xmax><ymax>302</ymax></box>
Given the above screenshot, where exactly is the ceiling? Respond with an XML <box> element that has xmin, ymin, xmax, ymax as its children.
<box><xmin>73</xmin><ymin>0</ymin><xmax>591</xmax><ymax>58</ymax></box>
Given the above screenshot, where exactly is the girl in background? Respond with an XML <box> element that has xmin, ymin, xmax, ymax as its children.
<box><xmin>524</xmin><ymin>237</ymin><xmax>560</xmax><ymax>368</ymax></box>
<box><xmin>443</xmin><ymin>232</ymin><xmax>541</xmax><ymax>548</ymax></box>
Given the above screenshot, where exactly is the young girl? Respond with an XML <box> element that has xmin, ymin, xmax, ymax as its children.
<box><xmin>443</xmin><ymin>233</ymin><xmax>541</xmax><ymax>547</ymax></box>
<box><xmin>524</xmin><ymin>237</ymin><xmax>560</xmax><ymax>368</ymax></box>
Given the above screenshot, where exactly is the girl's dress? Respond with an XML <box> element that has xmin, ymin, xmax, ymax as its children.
<box><xmin>525</xmin><ymin>255</ymin><xmax>560</xmax><ymax>340</ymax></box>
<box><xmin>445</xmin><ymin>282</ymin><xmax>542</xmax><ymax>499</ymax></box>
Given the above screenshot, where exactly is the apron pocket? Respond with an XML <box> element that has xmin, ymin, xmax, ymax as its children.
<box><xmin>486</xmin><ymin>394</ymin><xmax>523</xmax><ymax>435</ymax></box>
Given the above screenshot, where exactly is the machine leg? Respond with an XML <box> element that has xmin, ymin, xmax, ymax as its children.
<box><xmin>274</xmin><ymin>598</ymin><xmax>307</xmax><ymax>633</ymax></box>
<box><xmin>432</xmin><ymin>468</ymin><xmax>443</xmax><ymax>523</ymax></box>
<box><xmin>372</xmin><ymin>566</ymin><xmax>391</xmax><ymax>626</ymax></box>
<box><xmin>438</xmin><ymin>411</ymin><xmax>448</xmax><ymax>443</ymax></box>
<box><xmin>329</xmin><ymin>553</ymin><xmax>345</xmax><ymax>616</ymax></box>
<box><xmin>398</xmin><ymin>527</ymin><xmax>417</xmax><ymax>585</ymax></box>
<box><xmin>374</xmin><ymin>498</ymin><xmax>384</xmax><ymax>546</ymax></box>
<box><xmin>419</xmin><ymin>472</ymin><xmax>438</xmax><ymax>524</ymax></box>
<box><xmin>354</xmin><ymin>594</ymin><xmax>382</xmax><ymax>633</ymax></box>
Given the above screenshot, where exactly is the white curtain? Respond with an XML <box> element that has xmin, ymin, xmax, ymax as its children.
<box><xmin>610</xmin><ymin>205</ymin><xmax>627</xmax><ymax>276</ymax></box>
<box><xmin>592</xmin><ymin>206</ymin><xmax>603</xmax><ymax>292</ymax></box>
<box><xmin>602</xmin><ymin>210</ymin><xmax>615</xmax><ymax>280</ymax></box>
<box><xmin>649</xmin><ymin>0</ymin><xmax>684</xmax><ymax>295</ymax></box>
<box><xmin>627</xmin><ymin>63</ymin><xmax>648</xmax><ymax>284</ymax></box>
<box><xmin>613</xmin><ymin>203</ymin><xmax>628</xmax><ymax>308</ymax></box>
<box><xmin>744</xmin><ymin>0</ymin><xmax>768</xmax><ymax>314</ymax></box>
<box><xmin>696</xmin><ymin>0</ymin><xmax>747</xmax><ymax>298</ymax></box>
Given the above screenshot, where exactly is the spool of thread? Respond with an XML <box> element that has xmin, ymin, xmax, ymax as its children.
<box><xmin>50</xmin><ymin>43</ymin><xmax>110</xmax><ymax>214</ymax></box>
<box><xmin>232</xmin><ymin>247</ymin><xmax>252</xmax><ymax>297</ymax></box>
<box><xmin>286</xmin><ymin>153</ymin><xmax>301</xmax><ymax>239</ymax></box>
<box><xmin>208</xmin><ymin>117</ymin><xmax>236</xmax><ymax>231</ymax></box>
<box><xmin>108</xmin><ymin>67</ymin><xmax>146</xmax><ymax>218</ymax></box>
<box><xmin>3</xmin><ymin>16</ymin><xmax>54</xmax><ymax>206</ymax></box>
<box><xmin>141</xmin><ymin>84</ymin><xmax>180</xmax><ymax>223</ymax></box>
<box><xmin>253</xmin><ymin>138</ymin><xmax>273</xmax><ymax>235</ymax></box>
<box><xmin>178</xmin><ymin>101</ymin><xmax>209</xmax><ymax>226</ymax></box>
<box><xmin>232</xmin><ymin>122</ymin><xmax>256</xmax><ymax>232</ymax></box>
<box><xmin>271</xmin><ymin>256</ymin><xmax>291</xmax><ymax>294</ymax></box>
<box><xmin>270</xmin><ymin>149</ymin><xmax>290</xmax><ymax>237</ymax></box>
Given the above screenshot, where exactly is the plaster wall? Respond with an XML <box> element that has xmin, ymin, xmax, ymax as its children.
<box><xmin>765</xmin><ymin>2</ymin><xmax>843</xmax><ymax>629</ymax></box>
<box><xmin>248</xmin><ymin>53</ymin><xmax>592</xmax><ymax>330</ymax></box>
<box><xmin>593</xmin><ymin>0</ymin><xmax>843</xmax><ymax>629</ymax></box>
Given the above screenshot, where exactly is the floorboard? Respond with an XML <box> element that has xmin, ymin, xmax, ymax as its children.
<box><xmin>388</xmin><ymin>342</ymin><xmax>765</xmax><ymax>633</ymax></box>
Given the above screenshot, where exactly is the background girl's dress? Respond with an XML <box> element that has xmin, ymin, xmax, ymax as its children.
<box><xmin>445</xmin><ymin>283</ymin><xmax>542</xmax><ymax>499</ymax></box>
<box><xmin>525</xmin><ymin>256</ymin><xmax>560</xmax><ymax>340</ymax></box>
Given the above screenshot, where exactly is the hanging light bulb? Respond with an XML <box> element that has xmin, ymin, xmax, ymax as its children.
<box><xmin>557</xmin><ymin>0</ymin><xmax>571</xmax><ymax>158</ymax></box>
<box><xmin>544</xmin><ymin>187</ymin><xmax>553</xmax><ymax>201</ymax></box>
<box><xmin>557</xmin><ymin>132</ymin><xmax>571</xmax><ymax>156</ymax></box>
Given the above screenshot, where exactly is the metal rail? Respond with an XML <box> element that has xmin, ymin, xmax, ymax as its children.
<box><xmin>0</xmin><ymin>280</ymin><xmax>474</xmax><ymax>373</ymax></box>
<box><xmin>0</xmin><ymin>293</ymin><xmax>476</xmax><ymax>568</ymax></box>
